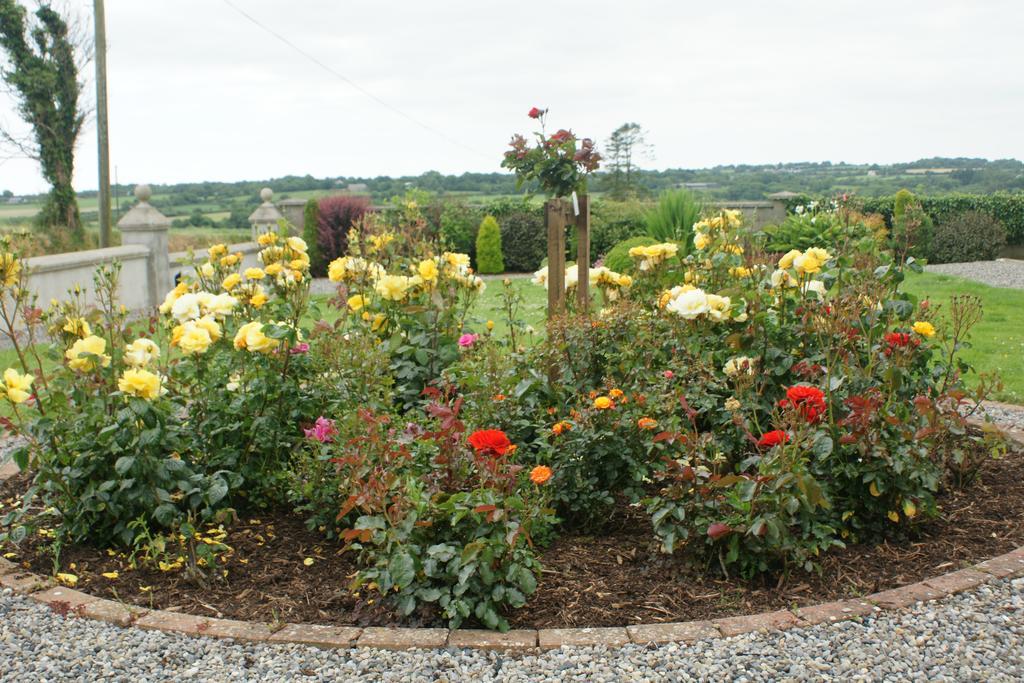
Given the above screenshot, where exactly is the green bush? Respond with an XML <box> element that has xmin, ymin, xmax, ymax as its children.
<box><xmin>927</xmin><ymin>210</ymin><xmax>1007</xmax><ymax>263</ymax></box>
<box><xmin>583</xmin><ymin>199</ymin><xmax>650</xmax><ymax>260</ymax></box>
<box><xmin>475</xmin><ymin>215</ymin><xmax>504</xmax><ymax>274</ymax></box>
<box><xmin>439</xmin><ymin>200</ymin><xmax>481</xmax><ymax>260</ymax></box>
<box><xmin>485</xmin><ymin>199</ymin><xmax>546</xmax><ymax>272</ymax></box>
<box><xmin>645</xmin><ymin>189</ymin><xmax>703</xmax><ymax>249</ymax></box>
<box><xmin>303</xmin><ymin>199</ymin><xmax>324</xmax><ymax>277</ymax></box>
<box><xmin>890</xmin><ymin>189</ymin><xmax>933</xmax><ymax>259</ymax></box>
<box><xmin>603</xmin><ymin>235</ymin><xmax>658</xmax><ymax>273</ymax></box>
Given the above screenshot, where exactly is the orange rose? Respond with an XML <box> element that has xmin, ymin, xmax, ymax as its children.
<box><xmin>530</xmin><ymin>465</ymin><xmax>552</xmax><ymax>485</ymax></box>
<box><xmin>609</xmin><ymin>388</ymin><xmax>624</xmax><ymax>399</ymax></box>
<box><xmin>552</xmin><ymin>421</ymin><xmax>572</xmax><ymax>436</ymax></box>
<box><xmin>637</xmin><ymin>417</ymin><xmax>657</xmax><ymax>430</ymax></box>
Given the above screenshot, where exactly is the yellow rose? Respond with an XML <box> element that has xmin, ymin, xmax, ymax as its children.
<box><xmin>693</xmin><ymin>233</ymin><xmax>710</xmax><ymax>250</ymax></box>
<box><xmin>416</xmin><ymin>259</ymin><xmax>439</xmax><ymax>284</ymax></box>
<box><xmin>62</xmin><ymin>317</ymin><xmax>91</xmax><ymax>338</ymax></box>
<box><xmin>3</xmin><ymin>368</ymin><xmax>33</xmax><ymax>404</ymax></box>
<box><xmin>208</xmin><ymin>244</ymin><xmax>229</xmax><ymax>259</ymax></box>
<box><xmin>617</xmin><ymin>274</ymin><xmax>633</xmax><ymax>287</ymax></box>
<box><xmin>327</xmin><ymin>258</ymin><xmax>346</xmax><ymax>282</ymax></box>
<box><xmin>244</xmin><ymin>267</ymin><xmax>266</xmax><ymax>280</ymax></box>
<box><xmin>193</xmin><ymin>315</ymin><xmax>222</xmax><ymax>342</ymax></box>
<box><xmin>793</xmin><ymin>252</ymin><xmax>822</xmax><ymax>275</ymax></box>
<box><xmin>0</xmin><ymin>252</ymin><xmax>21</xmax><ymax>287</ymax></box>
<box><xmin>250</xmin><ymin>291</ymin><xmax>268</xmax><ymax>308</ymax></box>
<box><xmin>124</xmin><ymin>338</ymin><xmax>160</xmax><ymax>367</ymax></box>
<box><xmin>912</xmin><ymin>321</ymin><xmax>936</xmax><ymax>338</ymax></box>
<box><xmin>286</xmin><ymin>236</ymin><xmax>308</xmax><ymax>254</ymax></box>
<box><xmin>370</xmin><ymin>313</ymin><xmax>386</xmax><ymax>332</ymax></box>
<box><xmin>117</xmin><ymin>368</ymin><xmax>162</xmax><ymax>400</ymax></box>
<box><xmin>199</xmin><ymin>262</ymin><xmax>216</xmax><ymax>278</ymax></box>
<box><xmin>375</xmin><ymin>274</ymin><xmax>412</xmax><ymax>301</ymax></box>
<box><xmin>723</xmin><ymin>243</ymin><xmax>743</xmax><ymax>255</ymax></box>
<box><xmin>204</xmin><ymin>293</ymin><xmax>237</xmax><ymax>318</ymax></box>
<box><xmin>257</xmin><ymin>232</ymin><xmax>278</xmax><ymax>246</ymax></box>
<box><xmin>805</xmin><ymin>247</ymin><xmax>832</xmax><ymax>263</ymax></box>
<box><xmin>778</xmin><ymin>249</ymin><xmax>802</xmax><ymax>270</ymax></box>
<box><xmin>177</xmin><ymin>323</ymin><xmax>213</xmax><ymax>355</ymax></box>
<box><xmin>222</xmin><ymin>273</ymin><xmax>242</xmax><ymax>291</ymax></box>
<box><xmin>159</xmin><ymin>282</ymin><xmax>189</xmax><ymax>315</ymax></box>
<box><xmin>594</xmin><ymin>396</ymin><xmax>614</xmax><ymax>410</ymax></box>
<box><xmin>265</xmin><ymin>263</ymin><xmax>284</xmax><ymax>277</ymax></box>
<box><xmin>66</xmin><ymin>335</ymin><xmax>111</xmax><ymax>372</ymax></box>
<box><xmin>233</xmin><ymin>321</ymin><xmax>278</xmax><ymax>353</ymax></box>
<box><xmin>220</xmin><ymin>253</ymin><xmax>241</xmax><ymax>267</ymax></box>
<box><xmin>347</xmin><ymin>294</ymin><xmax>365</xmax><ymax>312</ymax></box>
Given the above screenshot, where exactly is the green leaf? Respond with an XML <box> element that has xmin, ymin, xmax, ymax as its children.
<box><xmin>114</xmin><ymin>456</ymin><xmax>135</xmax><ymax>475</ymax></box>
<box><xmin>515</xmin><ymin>566</ymin><xmax>537</xmax><ymax>594</ymax></box>
<box><xmin>389</xmin><ymin>552</ymin><xmax>416</xmax><ymax>588</ymax></box>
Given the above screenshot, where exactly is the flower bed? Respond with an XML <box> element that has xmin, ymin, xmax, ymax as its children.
<box><xmin>0</xmin><ymin>194</ymin><xmax>1016</xmax><ymax>633</ymax></box>
<box><xmin>2</xmin><ymin>437</ymin><xmax>1023</xmax><ymax>632</ymax></box>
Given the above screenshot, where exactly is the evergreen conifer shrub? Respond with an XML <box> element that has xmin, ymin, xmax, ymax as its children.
<box><xmin>475</xmin><ymin>215</ymin><xmax>504</xmax><ymax>274</ymax></box>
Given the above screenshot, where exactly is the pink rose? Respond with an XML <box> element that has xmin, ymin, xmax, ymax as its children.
<box><xmin>304</xmin><ymin>416</ymin><xmax>337</xmax><ymax>443</ymax></box>
<box><xmin>289</xmin><ymin>342</ymin><xmax>310</xmax><ymax>355</ymax></box>
<box><xmin>663</xmin><ymin>370</ymin><xmax>674</xmax><ymax>379</ymax></box>
<box><xmin>458</xmin><ymin>333</ymin><xmax>479</xmax><ymax>348</ymax></box>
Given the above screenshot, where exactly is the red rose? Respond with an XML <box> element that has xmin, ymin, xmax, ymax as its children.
<box><xmin>468</xmin><ymin>429</ymin><xmax>512</xmax><ymax>457</ymax></box>
<box><xmin>757</xmin><ymin>429</ymin><xmax>790</xmax><ymax>448</ymax></box>
<box><xmin>884</xmin><ymin>332</ymin><xmax>911</xmax><ymax>347</ymax></box>
<box><xmin>779</xmin><ymin>385</ymin><xmax>827</xmax><ymax>423</ymax></box>
<box><xmin>528</xmin><ymin>106</ymin><xmax>544</xmax><ymax>119</ymax></box>
<box><xmin>707</xmin><ymin>522</ymin><xmax>732</xmax><ymax>540</ymax></box>
<box><xmin>549</xmin><ymin>129</ymin><xmax>573</xmax><ymax>143</ymax></box>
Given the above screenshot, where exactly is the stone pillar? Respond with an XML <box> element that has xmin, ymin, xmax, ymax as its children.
<box><xmin>117</xmin><ymin>184</ymin><xmax>171</xmax><ymax>308</ymax></box>
<box><xmin>248</xmin><ymin>187</ymin><xmax>285</xmax><ymax>241</ymax></box>
<box><xmin>277</xmin><ymin>198</ymin><xmax>307</xmax><ymax>236</ymax></box>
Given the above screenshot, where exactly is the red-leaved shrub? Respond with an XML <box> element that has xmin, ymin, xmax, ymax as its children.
<box><xmin>317</xmin><ymin>195</ymin><xmax>371</xmax><ymax>269</ymax></box>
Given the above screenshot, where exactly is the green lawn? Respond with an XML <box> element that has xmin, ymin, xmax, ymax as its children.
<box><xmin>903</xmin><ymin>271</ymin><xmax>1024</xmax><ymax>403</ymax></box>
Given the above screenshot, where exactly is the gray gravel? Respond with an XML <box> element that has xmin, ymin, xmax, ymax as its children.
<box><xmin>983</xmin><ymin>403</ymin><xmax>1024</xmax><ymax>431</ymax></box>
<box><xmin>925</xmin><ymin>258</ymin><xmax>1024</xmax><ymax>289</ymax></box>
<box><xmin>2</xmin><ymin>578</ymin><xmax>1023</xmax><ymax>681</ymax></box>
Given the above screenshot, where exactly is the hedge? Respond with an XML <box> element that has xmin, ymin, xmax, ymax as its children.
<box><xmin>483</xmin><ymin>198</ymin><xmax>547</xmax><ymax>272</ymax></box>
<box><xmin>782</xmin><ymin>192</ymin><xmax>1024</xmax><ymax>245</ymax></box>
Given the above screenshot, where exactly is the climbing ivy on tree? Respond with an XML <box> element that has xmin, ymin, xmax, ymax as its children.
<box><xmin>0</xmin><ymin>1</ymin><xmax>86</xmax><ymax>244</ymax></box>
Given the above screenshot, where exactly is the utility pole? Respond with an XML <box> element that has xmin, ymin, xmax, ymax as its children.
<box><xmin>94</xmin><ymin>0</ymin><xmax>112</xmax><ymax>247</ymax></box>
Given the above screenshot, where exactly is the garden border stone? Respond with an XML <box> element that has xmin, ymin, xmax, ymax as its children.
<box><xmin>0</xmin><ymin>406</ymin><xmax>1021</xmax><ymax>652</ymax></box>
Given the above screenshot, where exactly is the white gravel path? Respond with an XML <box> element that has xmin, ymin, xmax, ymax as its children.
<box><xmin>925</xmin><ymin>259</ymin><xmax>1024</xmax><ymax>289</ymax></box>
<box><xmin>1</xmin><ymin>578</ymin><xmax>1023</xmax><ymax>681</ymax></box>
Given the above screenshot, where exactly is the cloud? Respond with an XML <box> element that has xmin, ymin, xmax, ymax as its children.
<box><xmin>0</xmin><ymin>0</ymin><xmax>1021</xmax><ymax>194</ymax></box>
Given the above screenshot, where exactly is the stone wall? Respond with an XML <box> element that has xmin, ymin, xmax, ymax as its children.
<box><xmin>24</xmin><ymin>245</ymin><xmax>152</xmax><ymax>311</ymax></box>
<box><xmin>711</xmin><ymin>200</ymin><xmax>786</xmax><ymax>230</ymax></box>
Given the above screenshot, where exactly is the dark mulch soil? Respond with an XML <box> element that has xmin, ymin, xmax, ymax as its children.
<box><xmin>3</xmin><ymin>443</ymin><xmax>1023</xmax><ymax>630</ymax></box>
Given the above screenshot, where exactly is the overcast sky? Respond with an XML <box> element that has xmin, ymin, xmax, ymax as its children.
<box><xmin>1</xmin><ymin>0</ymin><xmax>1023</xmax><ymax>195</ymax></box>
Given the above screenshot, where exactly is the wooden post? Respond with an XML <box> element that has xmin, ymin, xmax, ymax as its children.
<box><xmin>575</xmin><ymin>194</ymin><xmax>590</xmax><ymax>314</ymax></box>
<box><xmin>94</xmin><ymin>0</ymin><xmax>112</xmax><ymax>247</ymax></box>
<box><xmin>545</xmin><ymin>199</ymin><xmax>567</xmax><ymax>318</ymax></box>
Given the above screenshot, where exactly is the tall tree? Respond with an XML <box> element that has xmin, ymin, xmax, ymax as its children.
<box><xmin>0</xmin><ymin>1</ymin><xmax>87</xmax><ymax>244</ymax></box>
<box><xmin>604</xmin><ymin>122</ymin><xmax>651</xmax><ymax>199</ymax></box>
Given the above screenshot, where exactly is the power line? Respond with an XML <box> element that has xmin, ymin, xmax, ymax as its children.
<box><xmin>219</xmin><ymin>0</ymin><xmax>492</xmax><ymax>162</ymax></box>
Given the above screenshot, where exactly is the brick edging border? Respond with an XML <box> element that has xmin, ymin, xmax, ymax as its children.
<box><xmin>2</xmin><ymin>407</ymin><xmax>1023</xmax><ymax>652</ymax></box>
